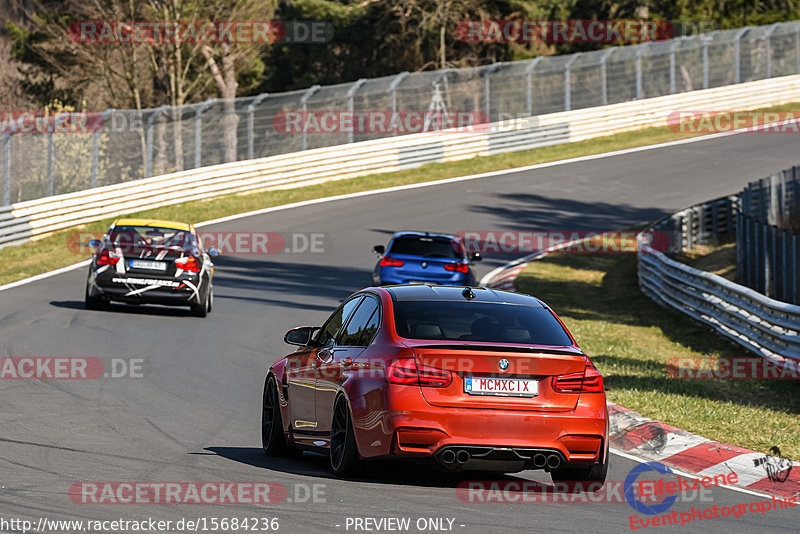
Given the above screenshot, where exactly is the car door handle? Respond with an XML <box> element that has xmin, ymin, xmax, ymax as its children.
<box><xmin>315</xmin><ymin>349</ymin><xmax>334</xmax><ymax>366</ymax></box>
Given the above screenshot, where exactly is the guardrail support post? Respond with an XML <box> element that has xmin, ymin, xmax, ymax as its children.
<box><xmin>600</xmin><ymin>48</ymin><xmax>615</xmax><ymax>105</ymax></box>
<box><xmin>564</xmin><ymin>54</ymin><xmax>580</xmax><ymax>111</ymax></box>
<box><xmin>525</xmin><ymin>57</ymin><xmax>543</xmax><ymax>116</ymax></box>
<box><xmin>2</xmin><ymin>133</ymin><xmax>9</xmax><ymax>206</ymax></box>
<box><xmin>346</xmin><ymin>79</ymin><xmax>367</xmax><ymax>143</ymax></box>
<box><xmin>300</xmin><ymin>85</ymin><xmax>320</xmax><ymax>151</ymax></box>
<box><xmin>247</xmin><ymin>93</ymin><xmax>269</xmax><ymax>160</ymax></box>
<box><xmin>388</xmin><ymin>72</ymin><xmax>409</xmax><ymax>136</ymax></box>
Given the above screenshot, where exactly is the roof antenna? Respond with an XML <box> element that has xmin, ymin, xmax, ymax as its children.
<box><xmin>462</xmin><ymin>286</ymin><xmax>476</xmax><ymax>300</ymax></box>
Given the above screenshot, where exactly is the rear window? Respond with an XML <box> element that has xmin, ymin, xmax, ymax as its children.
<box><xmin>388</xmin><ymin>236</ymin><xmax>462</xmax><ymax>259</ymax></box>
<box><xmin>392</xmin><ymin>300</ymin><xmax>573</xmax><ymax>346</ymax></box>
<box><xmin>107</xmin><ymin>226</ymin><xmax>199</xmax><ymax>254</ymax></box>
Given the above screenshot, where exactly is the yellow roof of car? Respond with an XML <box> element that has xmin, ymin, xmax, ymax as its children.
<box><xmin>113</xmin><ymin>218</ymin><xmax>193</xmax><ymax>232</ymax></box>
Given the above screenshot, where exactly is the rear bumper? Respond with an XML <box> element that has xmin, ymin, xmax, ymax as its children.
<box><xmin>90</xmin><ymin>271</ymin><xmax>203</xmax><ymax>306</ymax></box>
<box><xmin>353</xmin><ymin>386</ymin><xmax>608</xmax><ymax>469</ymax></box>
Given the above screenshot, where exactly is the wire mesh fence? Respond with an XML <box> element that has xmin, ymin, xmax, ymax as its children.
<box><xmin>3</xmin><ymin>21</ymin><xmax>800</xmax><ymax>205</ymax></box>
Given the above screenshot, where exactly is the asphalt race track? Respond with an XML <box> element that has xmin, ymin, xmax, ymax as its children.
<box><xmin>1</xmin><ymin>132</ymin><xmax>799</xmax><ymax>533</ymax></box>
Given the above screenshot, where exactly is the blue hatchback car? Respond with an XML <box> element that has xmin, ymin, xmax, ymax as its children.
<box><xmin>372</xmin><ymin>231</ymin><xmax>481</xmax><ymax>286</ymax></box>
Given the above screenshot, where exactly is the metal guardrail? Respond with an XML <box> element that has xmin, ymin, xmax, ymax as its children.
<box><xmin>638</xmin><ymin>204</ymin><xmax>800</xmax><ymax>366</ymax></box>
<box><xmin>3</xmin><ymin>21</ymin><xmax>800</xmax><ymax>205</ymax></box>
<box><xmin>3</xmin><ymin>74</ymin><xmax>800</xmax><ymax>249</ymax></box>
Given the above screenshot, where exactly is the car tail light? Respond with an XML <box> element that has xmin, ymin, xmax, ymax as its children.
<box><xmin>380</xmin><ymin>256</ymin><xmax>404</xmax><ymax>267</ymax></box>
<box><xmin>386</xmin><ymin>358</ymin><xmax>452</xmax><ymax>388</ymax></box>
<box><xmin>552</xmin><ymin>366</ymin><xmax>604</xmax><ymax>393</ymax></box>
<box><xmin>97</xmin><ymin>249</ymin><xmax>120</xmax><ymax>266</ymax></box>
<box><xmin>444</xmin><ymin>262</ymin><xmax>469</xmax><ymax>273</ymax></box>
<box><xmin>175</xmin><ymin>256</ymin><xmax>200</xmax><ymax>273</ymax></box>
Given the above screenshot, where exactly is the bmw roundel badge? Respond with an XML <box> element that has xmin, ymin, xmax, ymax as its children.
<box><xmin>498</xmin><ymin>359</ymin><xmax>510</xmax><ymax>371</ymax></box>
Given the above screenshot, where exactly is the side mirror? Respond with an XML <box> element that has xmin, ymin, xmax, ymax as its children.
<box><xmin>284</xmin><ymin>326</ymin><xmax>318</xmax><ymax>347</ymax></box>
<box><xmin>372</xmin><ymin>245</ymin><xmax>385</xmax><ymax>255</ymax></box>
<box><xmin>88</xmin><ymin>239</ymin><xmax>102</xmax><ymax>249</ymax></box>
<box><xmin>207</xmin><ymin>247</ymin><xmax>221</xmax><ymax>257</ymax></box>
<box><xmin>469</xmin><ymin>252</ymin><xmax>482</xmax><ymax>262</ymax></box>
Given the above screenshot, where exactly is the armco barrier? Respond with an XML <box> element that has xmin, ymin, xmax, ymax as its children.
<box><xmin>638</xmin><ymin>208</ymin><xmax>800</xmax><ymax>366</ymax></box>
<box><xmin>3</xmin><ymin>74</ymin><xmax>800</xmax><ymax>249</ymax></box>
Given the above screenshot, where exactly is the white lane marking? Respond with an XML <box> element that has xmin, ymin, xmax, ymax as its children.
<box><xmin>611</xmin><ymin>448</ymin><xmax>773</xmax><ymax>499</ymax></box>
<box><xmin>0</xmin><ymin>126</ymin><xmax>773</xmax><ymax>294</ymax></box>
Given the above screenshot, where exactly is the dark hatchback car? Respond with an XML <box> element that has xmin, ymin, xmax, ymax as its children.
<box><xmin>372</xmin><ymin>231</ymin><xmax>481</xmax><ymax>286</ymax></box>
<box><xmin>84</xmin><ymin>218</ymin><xmax>218</xmax><ymax>317</ymax></box>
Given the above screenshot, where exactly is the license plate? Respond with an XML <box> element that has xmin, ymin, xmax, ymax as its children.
<box><xmin>464</xmin><ymin>376</ymin><xmax>538</xmax><ymax>397</ymax></box>
<box><xmin>129</xmin><ymin>259</ymin><xmax>167</xmax><ymax>271</ymax></box>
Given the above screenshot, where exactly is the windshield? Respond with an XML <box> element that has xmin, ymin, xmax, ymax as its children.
<box><xmin>392</xmin><ymin>300</ymin><xmax>573</xmax><ymax>346</ymax></box>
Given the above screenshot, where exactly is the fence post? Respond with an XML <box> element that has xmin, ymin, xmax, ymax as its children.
<box><xmin>482</xmin><ymin>64</ymin><xmax>501</xmax><ymax>123</ymax></box>
<box><xmin>635</xmin><ymin>46</ymin><xmax>643</xmax><ymax>99</ymax></box>
<box><xmin>46</xmin><ymin>132</ymin><xmax>54</xmax><ymax>197</ymax></box>
<box><xmin>736</xmin><ymin>212</ymin><xmax>742</xmax><ymax>284</ymax></box>
<box><xmin>765</xmin><ymin>23</ymin><xmax>779</xmax><ymax>78</ymax></box>
<box><xmin>247</xmin><ymin>93</ymin><xmax>269</xmax><ymax>160</ymax></box>
<box><xmin>781</xmin><ymin>229</ymin><xmax>788</xmax><ymax>301</ymax></box>
<box><xmin>600</xmin><ymin>48</ymin><xmax>615</xmax><ymax>105</ymax></box>
<box><xmin>90</xmin><ymin>109</ymin><xmax>113</xmax><ymax>189</ymax></box>
<box><xmin>564</xmin><ymin>53</ymin><xmax>580</xmax><ymax>111</ymax></box>
<box><xmin>702</xmin><ymin>33</ymin><xmax>714</xmax><ymax>89</ymax></box>
<box><xmin>389</xmin><ymin>72</ymin><xmax>409</xmax><ymax>135</ymax></box>
<box><xmin>346</xmin><ymin>79</ymin><xmax>367</xmax><ymax>144</ymax></box>
<box><xmin>145</xmin><ymin>105</ymin><xmax>169</xmax><ymax>178</ymax></box>
<box><xmin>2</xmin><ymin>133</ymin><xmax>9</xmax><ymax>206</ymax></box>
<box><xmin>669</xmin><ymin>39</ymin><xmax>677</xmax><ymax>93</ymax></box>
<box><xmin>794</xmin><ymin>233</ymin><xmax>799</xmax><ymax>304</ymax></box>
<box><xmin>796</xmin><ymin>22</ymin><xmax>800</xmax><ymax>73</ymax></box>
<box><xmin>525</xmin><ymin>57</ymin><xmax>543</xmax><ymax>116</ymax></box>
<box><xmin>300</xmin><ymin>85</ymin><xmax>320</xmax><ymax>151</ymax></box>
<box><xmin>194</xmin><ymin>99</ymin><xmax>216</xmax><ymax>169</ymax></box>
<box><xmin>734</xmin><ymin>27</ymin><xmax>749</xmax><ymax>83</ymax></box>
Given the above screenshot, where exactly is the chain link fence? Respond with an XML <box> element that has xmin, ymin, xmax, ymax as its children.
<box><xmin>3</xmin><ymin>21</ymin><xmax>800</xmax><ymax>205</ymax></box>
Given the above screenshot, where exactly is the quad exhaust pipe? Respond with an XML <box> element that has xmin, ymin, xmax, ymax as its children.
<box><xmin>439</xmin><ymin>447</ymin><xmax>561</xmax><ymax>469</ymax></box>
<box><xmin>546</xmin><ymin>454</ymin><xmax>561</xmax><ymax>469</ymax></box>
<box><xmin>456</xmin><ymin>450</ymin><xmax>470</xmax><ymax>464</ymax></box>
<box><xmin>533</xmin><ymin>453</ymin><xmax>547</xmax><ymax>468</ymax></box>
<box><xmin>441</xmin><ymin>450</ymin><xmax>456</xmax><ymax>464</ymax></box>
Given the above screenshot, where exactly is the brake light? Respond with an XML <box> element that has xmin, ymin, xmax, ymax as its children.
<box><xmin>386</xmin><ymin>358</ymin><xmax>452</xmax><ymax>388</ymax></box>
<box><xmin>444</xmin><ymin>262</ymin><xmax>469</xmax><ymax>273</ymax></box>
<box><xmin>97</xmin><ymin>250</ymin><xmax>120</xmax><ymax>266</ymax></box>
<box><xmin>175</xmin><ymin>256</ymin><xmax>200</xmax><ymax>273</ymax></box>
<box><xmin>380</xmin><ymin>256</ymin><xmax>405</xmax><ymax>267</ymax></box>
<box><xmin>552</xmin><ymin>366</ymin><xmax>604</xmax><ymax>393</ymax></box>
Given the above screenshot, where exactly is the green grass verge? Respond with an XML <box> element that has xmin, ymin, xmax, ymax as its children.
<box><xmin>515</xmin><ymin>253</ymin><xmax>800</xmax><ymax>458</ymax></box>
<box><xmin>3</xmin><ymin>100</ymin><xmax>800</xmax><ymax>286</ymax></box>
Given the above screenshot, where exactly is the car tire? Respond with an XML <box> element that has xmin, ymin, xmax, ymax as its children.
<box><xmin>261</xmin><ymin>377</ymin><xmax>293</xmax><ymax>456</ymax></box>
<box><xmin>84</xmin><ymin>279</ymin><xmax>107</xmax><ymax>310</ymax></box>
<box><xmin>550</xmin><ymin>457</ymin><xmax>608</xmax><ymax>484</ymax></box>
<box><xmin>190</xmin><ymin>283</ymin><xmax>211</xmax><ymax>317</ymax></box>
<box><xmin>330</xmin><ymin>396</ymin><xmax>360</xmax><ymax>477</ymax></box>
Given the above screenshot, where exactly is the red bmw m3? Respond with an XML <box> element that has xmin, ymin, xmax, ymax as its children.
<box><xmin>261</xmin><ymin>285</ymin><xmax>609</xmax><ymax>481</ymax></box>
